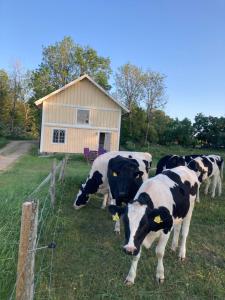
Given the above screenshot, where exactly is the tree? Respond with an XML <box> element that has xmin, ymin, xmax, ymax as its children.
<box><xmin>114</xmin><ymin>63</ymin><xmax>144</xmax><ymax>137</ymax></box>
<box><xmin>0</xmin><ymin>70</ymin><xmax>11</xmax><ymax>134</ymax></box>
<box><xmin>142</xmin><ymin>70</ymin><xmax>167</xmax><ymax>144</ymax></box>
<box><xmin>31</xmin><ymin>36</ymin><xmax>112</xmax><ymax>100</ymax></box>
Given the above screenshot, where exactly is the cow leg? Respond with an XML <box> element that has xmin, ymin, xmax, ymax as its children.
<box><xmin>204</xmin><ymin>178</ymin><xmax>211</xmax><ymax>195</ymax></box>
<box><xmin>178</xmin><ymin>206</ymin><xmax>193</xmax><ymax>260</ymax></box>
<box><xmin>155</xmin><ymin>232</ymin><xmax>170</xmax><ymax>283</ymax></box>
<box><xmin>101</xmin><ymin>193</ymin><xmax>109</xmax><ymax>209</ymax></box>
<box><xmin>196</xmin><ymin>186</ymin><xmax>200</xmax><ymax>202</ymax></box>
<box><xmin>125</xmin><ymin>248</ymin><xmax>142</xmax><ymax>285</ymax></box>
<box><xmin>211</xmin><ymin>175</ymin><xmax>217</xmax><ymax>198</ymax></box>
<box><xmin>171</xmin><ymin>223</ymin><xmax>182</xmax><ymax>252</ymax></box>
<box><xmin>143</xmin><ymin>232</ymin><xmax>160</xmax><ymax>249</ymax></box>
<box><xmin>217</xmin><ymin>176</ymin><xmax>222</xmax><ymax>196</ymax></box>
<box><xmin>110</xmin><ymin>198</ymin><xmax>121</xmax><ymax>234</ymax></box>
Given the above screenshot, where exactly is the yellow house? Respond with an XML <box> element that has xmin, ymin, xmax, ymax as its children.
<box><xmin>35</xmin><ymin>74</ymin><xmax>129</xmax><ymax>153</ymax></box>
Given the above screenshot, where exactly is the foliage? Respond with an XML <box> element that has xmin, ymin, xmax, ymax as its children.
<box><xmin>194</xmin><ymin>113</ymin><xmax>225</xmax><ymax>147</ymax></box>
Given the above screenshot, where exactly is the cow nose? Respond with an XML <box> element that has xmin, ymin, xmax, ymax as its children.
<box><xmin>123</xmin><ymin>245</ymin><xmax>137</xmax><ymax>254</ymax></box>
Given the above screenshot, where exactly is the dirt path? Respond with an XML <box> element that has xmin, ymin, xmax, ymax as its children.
<box><xmin>0</xmin><ymin>140</ymin><xmax>37</xmax><ymax>171</ymax></box>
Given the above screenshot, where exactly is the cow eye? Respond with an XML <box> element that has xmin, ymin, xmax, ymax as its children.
<box><xmin>112</xmin><ymin>172</ymin><xmax>118</xmax><ymax>177</ymax></box>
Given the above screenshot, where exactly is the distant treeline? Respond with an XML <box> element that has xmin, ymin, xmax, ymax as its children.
<box><xmin>121</xmin><ymin>108</ymin><xmax>225</xmax><ymax>148</ymax></box>
<box><xmin>0</xmin><ymin>36</ymin><xmax>224</xmax><ymax>148</ymax></box>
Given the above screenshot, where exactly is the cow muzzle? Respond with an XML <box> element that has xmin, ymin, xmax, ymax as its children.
<box><xmin>123</xmin><ymin>244</ymin><xmax>137</xmax><ymax>255</ymax></box>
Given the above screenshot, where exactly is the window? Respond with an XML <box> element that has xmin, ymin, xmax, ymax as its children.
<box><xmin>52</xmin><ymin>129</ymin><xmax>65</xmax><ymax>143</ymax></box>
<box><xmin>77</xmin><ymin>109</ymin><xmax>90</xmax><ymax>125</ymax></box>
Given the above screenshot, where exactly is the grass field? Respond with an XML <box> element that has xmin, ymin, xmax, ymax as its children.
<box><xmin>0</xmin><ymin>145</ymin><xmax>225</xmax><ymax>299</ymax></box>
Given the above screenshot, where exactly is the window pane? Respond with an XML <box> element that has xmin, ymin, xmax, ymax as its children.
<box><xmin>77</xmin><ymin>110</ymin><xmax>89</xmax><ymax>125</ymax></box>
<box><xmin>53</xmin><ymin>130</ymin><xmax>59</xmax><ymax>143</ymax></box>
<box><xmin>59</xmin><ymin>130</ymin><xmax>65</xmax><ymax>143</ymax></box>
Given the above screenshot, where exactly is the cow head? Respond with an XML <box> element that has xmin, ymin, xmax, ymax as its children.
<box><xmin>73</xmin><ymin>171</ymin><xmax>103</xmax><ymax>209</ymax></box>
<box><xmin>108</xmin><ymin>192</ymin><xmax>173</xmax><ymax>256</ymax></box>
<box><xmin>107</xmin><ymin>156</ymin><xmax>144</xmax><ymax>205</ymax></box>
<box><xmin>188</xmin><ymin>158</ymin><xmax>208</xmax><ymax>182</ymax></box>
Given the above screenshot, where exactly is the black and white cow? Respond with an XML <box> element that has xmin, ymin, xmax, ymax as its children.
<box><xmin>156</xmin><ymin>154</ymin><xmax>203</xmax><ymax>175</ymax></box>
<box><xmin>73</xmin><ymin>151</ymin><xmax>152</xmax><ymax>210</ymax></box>
<box><xmin>109</xmin><ymin>166</ymin><xmax>199</xmax><ymax>285</ymax></box>
<box><xmin>188</xmin><ymin>155</ymin><xmax>223</xmax><ymax>199</ymax></box>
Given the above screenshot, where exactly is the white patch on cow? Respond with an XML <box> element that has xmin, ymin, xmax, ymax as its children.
<box><xmin>125</xmin><ymin>202</ymin><xmax>147</xmax><ymax>249</ymax></box>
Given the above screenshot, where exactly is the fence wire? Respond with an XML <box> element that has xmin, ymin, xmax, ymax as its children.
<box><xmin>4</xmin><ymin>158</ymin><xmax>66</xmax><ymax>300</ymax></box>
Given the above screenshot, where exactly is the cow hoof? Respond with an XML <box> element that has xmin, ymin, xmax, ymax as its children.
<box><xmin>73</xmin><ymin>204</ymin><xmax>85</xmax><ymax>210</ymax></box>
<box><xmin>101</xmin><ymin>205</ymin><xmax>106</xmax><ymax>209</ymax></box>
<box><xmin>179</xmin><ymin>256</ymin><xmax>185</xmax><ymax>262</ymax></box>
<box><xmin>114</xmin><ymin>230</ymin><xmax>120</xmax><ymax>235</ymax></box>
<box><xmin>124</xmin><ymin>279</ymin><xmax>134</xmax><ymax>286</ymax></box>
<box><xmin>171</xmin><ymin>245</ymin><xmax>177</xmax><ymax>252</ymax></box>
<box><xmin>156</xmin><ymin>277</ymin><xmax>164</xmax><ymax>284</ymax></box>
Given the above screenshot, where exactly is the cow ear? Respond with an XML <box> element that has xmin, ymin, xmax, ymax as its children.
<box><xmin>108</xmin><ymin>205</ymin><xmax>126</xmax><ymax>219</ymax></box>
<box><xmin>148</xmin><ymin>207</ymin><xmax>173</xmax><ymax>234</ymax></box>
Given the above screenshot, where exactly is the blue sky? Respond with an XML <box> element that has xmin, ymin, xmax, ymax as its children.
<box><xmin>0</xmin><ymin>0</ymin><xmax>225</xmax><ymax>121</ymax></box>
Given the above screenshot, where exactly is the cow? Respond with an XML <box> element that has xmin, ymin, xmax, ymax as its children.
<box><xmin>108</xmin><ymin>166</ymin><xmax>199</xmax><ymax>285</ymax></box>
<box><xmin>188</xmin><ymin>155</ymin><xmax>223</xmax><ymax>199</ymax></box>
<box><xmin>155</xmin><ymin>154</ymin><xmax>203</xmax><ymax>175</ymax></box>
<box><xmin>107</xmin><ymin>155</ymin><xmax>149</xmax><ymax>232</ymax></box>
<box><xmin>73</xmin><ymin>151</ymin><xmax>152</xmax><ymax>210</ymax></box>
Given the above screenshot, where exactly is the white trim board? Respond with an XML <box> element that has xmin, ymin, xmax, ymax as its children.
<box><xmin>44</xmin><ymin>122</ymin><xmax>119</xmax><ymax>132</ymax></box>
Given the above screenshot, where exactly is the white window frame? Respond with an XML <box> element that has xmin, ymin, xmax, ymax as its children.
<box><xmin>76</xmin><ymin>108</ymin><xmax>90</xmax><ymax>126</ymax></box>
<box><xmin>52</xmin><ymin>128</ymin><xmax>67</xmax><ymax>144</ymax></box>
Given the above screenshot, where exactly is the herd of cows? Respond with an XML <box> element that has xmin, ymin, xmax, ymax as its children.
<box><xmin>73</xmin><ymin>151</ymin><xmax>224</xmax><ymax>285</ymax></box>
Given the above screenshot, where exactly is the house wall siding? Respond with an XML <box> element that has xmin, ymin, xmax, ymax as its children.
<box><xmin>40</xmin><ymin>78</ymin><xmax>121</xmax><ymax>153</ymax></box>
<box><xmin>42</xmin><ymin>127</ymin><xmax>119</xmax><ymax>153</ymax></box>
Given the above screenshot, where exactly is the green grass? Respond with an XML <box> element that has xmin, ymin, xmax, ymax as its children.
<box><xmin>0</xmin><ymin>136</ymin><xmax>9</xmax><ymax>149</ymax></box>
<box><xmin>0</xmin><ymin>145</ymin><xmax>225</xmax><ymax>299</ymax></box>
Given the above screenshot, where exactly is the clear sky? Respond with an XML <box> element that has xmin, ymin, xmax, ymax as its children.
<box><xmin>0</xmin><ymin>0</ymin><xmax>225</xmax><ymax>121</ymax></box>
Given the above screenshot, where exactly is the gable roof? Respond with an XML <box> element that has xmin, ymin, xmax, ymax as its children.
<box><xmin>34</xmin><ymin>74</ymin><xmax>129</xmax><ymax>112</ymax></box>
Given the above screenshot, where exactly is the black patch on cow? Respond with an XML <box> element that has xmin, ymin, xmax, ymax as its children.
<box><xmin>202</xmin><ymin>157</ymin><xmax>213</xmax><ymax>177</ymax></box>
<box><xmin>74</xmin><ymin>171</ymin><xmax>103</xmax><ymax>207</ymax></box>
<box><xmin>128</xmin><ymin>155</ymin><xmax>133</xmax><ymax>158</ymax></box>
<box><xmin>156</xmin><ymin>155</ymin><xmax>186</xmax><ymax>175</ymax></box>
<box><xmin>188</xmin><ymin>160</ymin><xmax>205</xmax><ymax>182</ymax></box>
<box><xmin>156</xmin><ymin>155</ymin><xmax>173</xmax><ymax>175</ymax></box>
<box><xmin>108</xmin><ymin>204</ymin><xmax>126</xmax><ymax>216</ymax></box>
<box><xmin>107</xmin><ymin>156</ymin><xmax>144</xmax><ymax>206</ymax></box>
<box><xmin>167</xmin><ymin>155</ymin><xmax>186</xmax><ymax>169</ymax></box>
<box><xmin>209</xmin><ymin>157</ymin><xmax>214</xmax><ymax>162</ymax></box>
<box><xmin>148</xmin><ymin>206</ymin><xmax>173</xmax><ymax>234</ymax></box>
<box><xmin>162</xmin><ymin>170</ymin><xmax>197</xmax><ymax>219</ymax></box>
<box><xmin>143</xmin><ymin>159</ymin><xmax>150</xmax><ymax>173</ymax></box>
<box><xmin>135</xmin><ymin>192</ymin><xmax>154</xmax><ymax>208</ymax></box>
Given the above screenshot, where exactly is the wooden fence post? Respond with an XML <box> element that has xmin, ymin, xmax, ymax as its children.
<box><xmin>58</xmin><ymin>155</ymin><xmax>68</xmax><ymax>182</ymax></box>
<box><xmin>16</xmin><ymin>201</ymin><xmax>38</xmax><ymax>300</ymax></box>
<box><xmin>50</xmin><ymin>158</ymin><xmax>56</xmax><ymax>208</ymax></box>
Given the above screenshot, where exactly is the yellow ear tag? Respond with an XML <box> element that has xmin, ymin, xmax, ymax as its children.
<box><xmin>154</xmin><ymin>215</ymin><xmax>163</xmax><ymax>224</ymax></box>
<box><xmin>112</xmin><ymin>213</ymin><xmax>120</xmax><ymax>222</ymax></box>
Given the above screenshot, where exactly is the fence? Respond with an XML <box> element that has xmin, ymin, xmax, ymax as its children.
<box><xmin>9</xmin><ymin>155</ymin><xmax>68</xmax><ymax>300</ymax></box>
